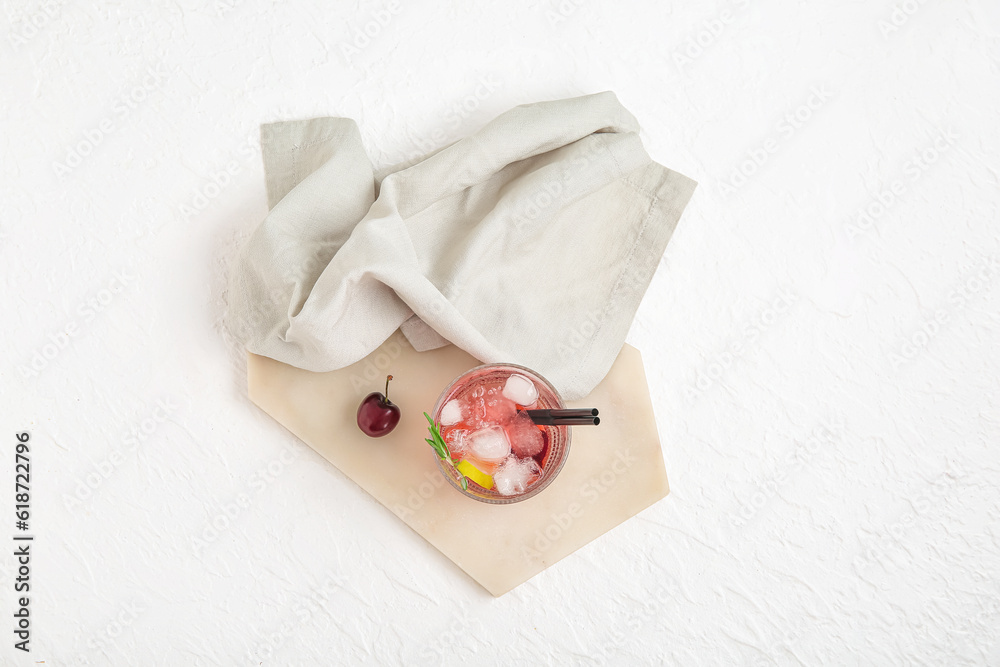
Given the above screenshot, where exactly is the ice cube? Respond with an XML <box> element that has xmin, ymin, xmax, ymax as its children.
<box><xmin>505</xmin><ymin>411</ymin><xmax>545</xmax><ymax>458</ymax></box>
<box><xmin>464</xmin><ymin>396</ymin><xmax>488</xmax><ymax>429</ymax></box>
<box><xmin>484</xmin><ymin>395</ymin><xmax>517</xmax><ymax>424</ymax></box>
<box><xmin>465</xmin><ymin>426</ymin><xmax>511</xmax><ymax>469</ymax></box>
<box><xmin>444</xmin><ymin>428</ymin><xmax>468</xmax><ymax>457</ymax></box>
<box><xmin>465</xmin><ymin>393</ymin><xmax>516</xmax><ymax>429</ymax></box>
<box><xmin>440</xmin><ymin>399</ymin><xmax>463</xmax><ymax>426</ymax></box>
<box><xmin>502</xmin><ymin>373</ymin><xmax>539</xmax><ymax>406</ymax></box>
<box><xmin>493</xmin><ymin>456</ymin><xmax>542</xmax><ymax>496</ymax></box>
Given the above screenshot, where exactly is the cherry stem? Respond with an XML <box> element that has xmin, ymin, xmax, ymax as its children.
<box><xmin>384</xmin><ymin>374</ymin><xmax>393</xmax><ymax>400</ymax></box>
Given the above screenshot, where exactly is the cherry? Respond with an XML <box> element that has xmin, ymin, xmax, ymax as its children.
<box><xmin>357</xmin><ymin>375</ymin><xmax>401</xmax><ymax>437</ymax></box>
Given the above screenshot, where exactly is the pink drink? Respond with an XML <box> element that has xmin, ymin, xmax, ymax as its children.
<box><xmin>432</xmin><ymin>364</ymin><xmax>571</xmax><ymax>504</ymax></box>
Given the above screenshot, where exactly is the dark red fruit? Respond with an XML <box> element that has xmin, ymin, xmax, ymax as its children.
<box><xmin>357</xmin><ymin>375</ymin><xmax>401</xmax><ymax>437</ymax></box>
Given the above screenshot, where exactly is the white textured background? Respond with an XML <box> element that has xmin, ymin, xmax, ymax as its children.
<box><xmin>2</xmin><ymin>0</ymin><xmax>999</xmax><ymax>664</ymax></box>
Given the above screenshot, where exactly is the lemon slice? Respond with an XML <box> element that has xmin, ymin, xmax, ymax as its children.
<box><xmin>456</xmin><ymin>459</ymin><xmax>494</xmax><ymax>490</ymax></box>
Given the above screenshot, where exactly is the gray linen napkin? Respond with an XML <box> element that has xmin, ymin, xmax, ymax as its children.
<box><xmin>228</xmin><ymin>92</ymin><xmax>696</xmax><ymax>399</ymax></box>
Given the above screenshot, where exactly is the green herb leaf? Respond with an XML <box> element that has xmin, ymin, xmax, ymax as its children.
<box><xmin>424</xmin><ymin>411</ymin><xmax>468</xmax><ymax>491</ymax></box>
<box><xmin>425</xmin><ymin>438</ymin><xmax>445</xmax><ymax>459</ymax></box>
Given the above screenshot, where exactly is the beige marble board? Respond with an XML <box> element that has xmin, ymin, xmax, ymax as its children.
<box><xmin>247</xmin><ymin>332</ymin><xmax>669</xmax><ymax>596</ymax></box>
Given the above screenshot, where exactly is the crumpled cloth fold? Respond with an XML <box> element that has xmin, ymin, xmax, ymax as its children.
<box><xmin>228</xmin><ymin>92</ymin><xmax>697</xmax><ymax>399</ymax></box>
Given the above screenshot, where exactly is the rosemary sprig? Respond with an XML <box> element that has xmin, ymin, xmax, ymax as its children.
<box><xmin>424</xmin><ymin>411</ymin><xmax>468</xmax><ymax>491</ymax></box>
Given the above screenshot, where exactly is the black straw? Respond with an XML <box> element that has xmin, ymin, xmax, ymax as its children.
<box><xmin>524</xmin><ymin>409</ymin><xmax>600</xmax><ymax>426</ymax></box>
<box><xmin>526</xmin><ymin>408</ymin><xmax>598</xmax><ymax>419</ymax></box>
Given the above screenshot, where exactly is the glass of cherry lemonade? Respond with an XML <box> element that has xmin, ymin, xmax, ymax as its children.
<box><xmin>430</xmin><ymin>363</ymin><xmax>570</xmax><ymax>504</ymax></box>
